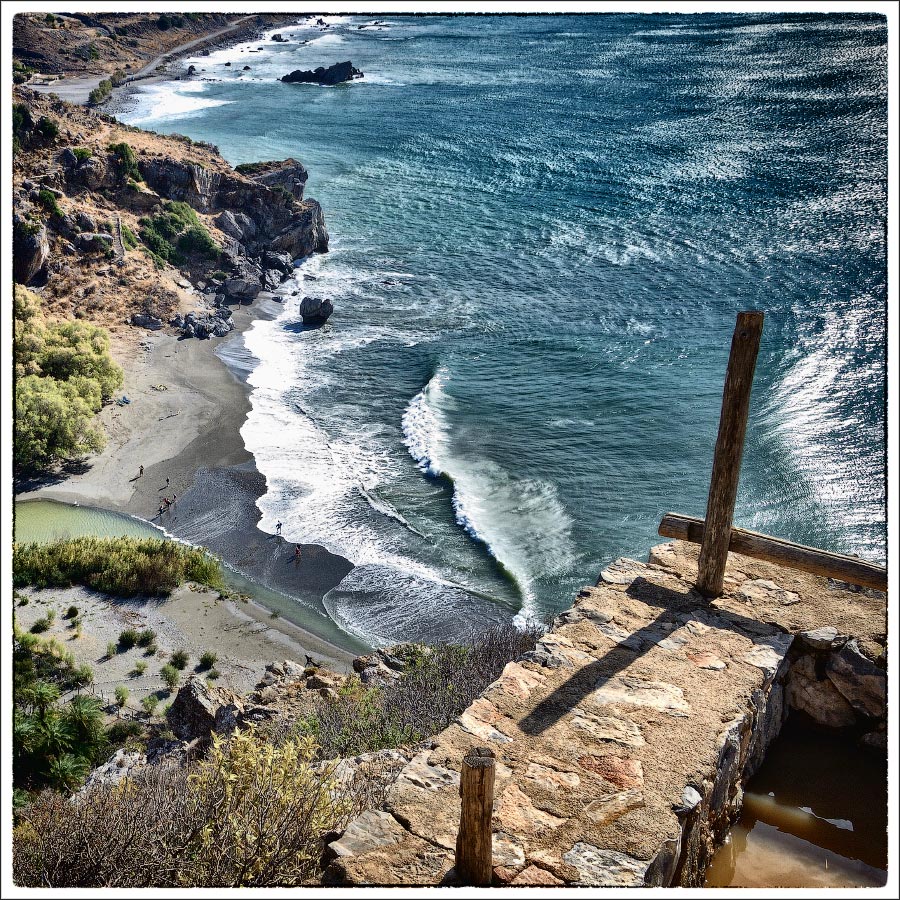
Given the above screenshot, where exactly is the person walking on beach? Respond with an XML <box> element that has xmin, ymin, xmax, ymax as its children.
<box><xmin>165</xmin><ymin>476</ymin><xmax>170</xmax><ymax>488</ymax></box>
<box><xmin>158</xmin><ymin>504</ymin><xmax>164</xmax><ymax>517</ymax></box>
<box><xmin>172</xmin><ymin>493</ymin><xmax>177</xmax><ymax>504</ymax></box>
<box><xmin>276</xmin><ymin>521</ymin><xmax>282</xmax><ymax>535</ymax></box>
<box><xmin>139</xmin><ymin>465</ymin><xmax>144</xmax><ymax>478</ymax></box>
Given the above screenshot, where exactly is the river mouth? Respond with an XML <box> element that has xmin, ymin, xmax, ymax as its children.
<box><xmin>705</xmin><ymin>719</ymin><xmax>887</xmax><ymax>888</ymax></box>
<box><xmin>13</xmin><ymin>498</ymin><xmax>368</xmax><ymax>656</ymax></box>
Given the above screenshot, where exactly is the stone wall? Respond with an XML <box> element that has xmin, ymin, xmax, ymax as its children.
<box><xmin>322</xmin><ymin>541</ymin><xmax>886</xmax><ymax>887</ymax></box>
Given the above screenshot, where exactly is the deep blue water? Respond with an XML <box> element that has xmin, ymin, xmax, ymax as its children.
<box><xmin>118</xmin><ymin>13</ymin><xmax>887</xmax><ymax>646</ymax></box>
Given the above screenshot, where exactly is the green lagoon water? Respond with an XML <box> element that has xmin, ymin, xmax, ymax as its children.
<box><xmin>14</xmin><ymin>499</ymin><xmax>366</xmax><ymax>653</ymax></box>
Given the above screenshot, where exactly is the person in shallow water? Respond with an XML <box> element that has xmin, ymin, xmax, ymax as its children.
<box><xmin>295</xmin><ymin>544</ymin><xmax>302</xmax><ymax>560</ymax></box>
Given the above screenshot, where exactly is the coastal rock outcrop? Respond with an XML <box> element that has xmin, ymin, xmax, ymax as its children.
<box><xmin>281</xmin><ymin>60</ymin><xmax>363</xmax><ymax>86</ymax></box>
<box><xmin>166</xmin><ymin>676</ymin><xmax>246</xmax><ymax>742</ymax></box>
<box><xmin>12</xmin><ymin>215</ymin><xmax>49</xmax><ymax>284</ymax></box>
<box><xmin>298</xmin><ymin>295</ymin><xmax>334</xmax><ymax>325</ymax></box>
<box><xmin>140</xmin><ymin>156</ymin><xmax>328</xmax><ymax>260</ymax></box>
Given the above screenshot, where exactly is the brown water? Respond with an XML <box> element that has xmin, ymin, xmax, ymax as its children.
<box><xmin>705</xmin><ymin>720</ymin><xmax>887</xmax><ymax>888</ymax></box>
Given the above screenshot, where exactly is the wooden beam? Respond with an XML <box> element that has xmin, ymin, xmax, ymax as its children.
<box><xmin>697</xmin><ymin>311</ymin><xmax>765</xmax><ymax>597</ymax></box>
<box><xmin>659</xmin><ymin>512</ymin><xmax>887</xmax><ymax>593</ymax></box>
<box><xmin>455</xmin><ymin>746</ymin><xmax>496</xmax><ymax>886</ymax></box>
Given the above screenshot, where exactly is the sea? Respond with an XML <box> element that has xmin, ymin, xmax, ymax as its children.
<box><xmin>116</xmin><ymin>12</ymin><xmax>887</xmax><ymax>647</ymax></box>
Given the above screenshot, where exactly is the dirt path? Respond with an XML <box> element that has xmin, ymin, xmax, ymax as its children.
<box><xmin>28</xmin><ymin>14</ymin><xmax>260</xmax><ymax>106</ymax></box>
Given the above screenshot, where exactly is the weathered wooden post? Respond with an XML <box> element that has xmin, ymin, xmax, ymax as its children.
<box><xmin>455</xmin><ymin>746</ymin><xmax>496</xmax><ymax>885</ymax></box>
<box><xmin>697</xmin><ymin>311</ymin><xmax>764</xmax><ymax>597</ymax></box>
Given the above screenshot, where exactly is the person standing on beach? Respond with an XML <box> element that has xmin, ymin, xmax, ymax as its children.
<box><xmin>276</xmin><ymin>521</ymin><xmax>282</xmax><ymax>535</ymax></box>
<box><xmin>166</xmin><ymin>476</ymin><xmax>170</xmax><ymax>488</ymax></box>
<box><xmin>139</xmin><ymin>465</ymin><xmax>144</xmax><ymax>478</ymax></box>
<box><xmin>158</xmin><ymin>504</ymin><xmax>164</xmax><ymax>517</ymax></box>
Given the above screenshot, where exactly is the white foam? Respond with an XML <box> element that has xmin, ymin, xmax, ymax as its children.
<box><xmin>125</xmin><ymin>80</ymin><xmax>234</xmax><ymax>124</ymax></box>
<box><xmin>401</xmin><ymin>369</ymin><xmax>577</xmax><ymax>619</ymax></box>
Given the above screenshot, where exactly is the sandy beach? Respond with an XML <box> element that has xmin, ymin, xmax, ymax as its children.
<box><xmin>17</xmin><ymin>288</ymin><xmax>364</xmax><ymax>672</ymax></box>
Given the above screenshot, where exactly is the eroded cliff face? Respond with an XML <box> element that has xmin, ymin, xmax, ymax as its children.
<box><xmin>12</xmin><ymin>88</ymin><xmax>328</xmax><ymax>327</ymax></box>
<box><xmin>138</xmin><ymin>156</ymin><xmax>327</xmax><ymax>261</ymax></box>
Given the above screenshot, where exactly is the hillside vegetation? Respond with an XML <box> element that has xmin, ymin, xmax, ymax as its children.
<box><xmin>14</xmin><ymin>284</ymin><xmax>122</xmax><ymax>472</ymax></box>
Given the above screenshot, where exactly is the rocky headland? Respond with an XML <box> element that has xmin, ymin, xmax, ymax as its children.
<box><xmin>13</xmin><ymin>87</ymin><xmax>328</xmax><ymax>338</ymax></box>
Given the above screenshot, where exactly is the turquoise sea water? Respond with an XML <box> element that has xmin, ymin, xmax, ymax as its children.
<box><xmin>118</xmin><ymin>13</ymin><xmax>887</xmax><ymax>645</ymax></box>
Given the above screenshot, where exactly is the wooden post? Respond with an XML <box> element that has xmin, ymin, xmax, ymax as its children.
<box><xmin>697</xmin><ymin>311</ymin><xmax>764</xmax><ymax>597</ymax></box>
<box><xmin>455</xmin><ymin>746</ymin><xmax>496</xmax><ymax>886</ymax></box>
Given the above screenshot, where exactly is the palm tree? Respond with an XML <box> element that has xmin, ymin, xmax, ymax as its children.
<box><xmin>36</xmin><ymin>713</ymin><xmax>75</xmax><ymax>760</ymax></box>
<box><xmin>20</xmin><ymin>680</ymin><xmax>60</xmax><ymax>720</ymax></box>
<box><xmin>65</xmin><ymin>695</ymin><xmax>108</xmax><ymax>762</ymax></box>
<box><xmin>46</xmin><ymin>753</ymin><xmax>90</xmax><ymax>792</ymax></box>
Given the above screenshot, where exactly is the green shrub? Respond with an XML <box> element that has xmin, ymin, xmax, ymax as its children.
<box><xmin>107</xmin><ymin>141</ymin><xmax>141</xmax><ymax>181</ymax></box>
<box><xmin>37</xmin><ymin>189</ymin><xmax>61</xmax><ymax>217</ymax></box>
<box><xmin>157</xmin><ymin>14</ymin><xmax>172</xmax><ymax>30</ymax></box>
<box><xmin>35</xmin><ymin>117</ymin><xmax>59</xmax><ymax>143</ymax></box>
<box><xmin>141</xmin><ymin>695</ymin><xmax>159</xmax><ymax>715</ymax></box>
<box><xmin>73</xmin><ymin>147</ymin><xmax>92</xmax><ymax>162</ymax></box>
<box><xmin>136</xmin><ymin>628</ymin><xmax>156</xmax><ymax>647</ymax></box>
<box><xmin>121</xmin><ymin>224</ymin><xmax>138</xmax><ymax>249</ymax></box>
<box><xmin>207</xmin><ymin>669</ymin><xmax>221</xmax><ymax>680</ymax></box>
<box><xmin>30</xmin><ymin>618</ymin><xmax>50</xmax><ymax>634</ymax></box>
<box><xmin>169</xmin><ymin>650</ymin><xmax>189</xmax><ymax>670</ymax></box>
<box><xmin>138</xmin><ymin>201</ymin><xmax>211</xmax><ymax>265</ymax></box>
<box><xmin>13</xmin><ymin>623</ymin><xmax>117</xmax><ymax>797</ymax></box>
<box><xmin>64</xmin><ymin>606</ymin><xmax>79</xmax><ymax>619</ymax></box>
<box><xmin>106</xmin><ymin>642</ymin><xmax>117</xmax><ymax>659</ymax></box>
<box><xmin>177</xmin><ymin>224</ymin><xmax>218</xmax><ymax>258</ymax></box>
<box><xmin>114</xmin><ymin>686</ymin><xmax>129</xmax><ymax>708</ymax></box>
<box><xmin>88</xmin><ymin>80</ymin><xmax>112</xmax><ymax>106</ymax></box>
<box><xmin>45</xmin><ymin>609</ymin><xmax>56</xmax><ymax>625</ymax></box>
<box><xmin>131</xmin><ymin>661</ymin><xmax>147</xmax><ymax>677</ymax></box>
<box><xmin>13</xmin><ymin>536</ymin><xmax>224</xmax><ymax>598</ymax></box>
<box><xmin>117</xmin><ymin>629</ymin><xmax>139</xmax><ymax>650</ymax></box>
<box><xmin>144</xmin><ymin>643</ymin><xmax>158</xmax><ymax>657</ymax></box>
<box><xmin>14</xmin><ymin>286</ymin><xmax>123</xmax><ymax>472</ymax></box>
<box><xmin>160</xmin><ymin>664</ymin><xmax>179</xmax><ymax>691</ymax></box>
<box><xmin>198</xmin><ymin>651</ymin><xmax>217</xmax><ymax>670</ymax></box>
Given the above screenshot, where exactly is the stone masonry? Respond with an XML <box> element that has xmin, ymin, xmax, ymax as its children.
<box><xmin>322</xmin><ymin>540</ymin><xmax>886</xmax><ymax>887</ymax></box>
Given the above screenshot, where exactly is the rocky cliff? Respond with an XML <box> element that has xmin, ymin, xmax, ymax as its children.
<box><xmin>12</xmin><ymin>88</ymin><xmax>328</xmax><ymax>332</ymax></box>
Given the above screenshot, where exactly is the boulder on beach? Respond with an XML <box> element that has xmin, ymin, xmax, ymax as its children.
<box><xmin>281</xmin><ymin>61</ymin><xmax>363</xmax><ymax>86</ymax></box>
<box><xmin>298</xmin><ymin>295</ymin><xmax>334</xmax><ymax>325</ymax></box>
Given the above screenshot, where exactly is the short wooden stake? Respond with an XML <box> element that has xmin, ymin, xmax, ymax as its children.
<box><xmin>697</xmin><ymin>311</ymin><xmax>764</xmax><ymax>597</ymax></box>
<box><xmin>455</xmin><ymin>746</ymin><xmax>496</xmax><ymax>886</ymax></box>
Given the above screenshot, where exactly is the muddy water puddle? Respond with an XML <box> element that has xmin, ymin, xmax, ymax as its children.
<box><xmin>705</xmin><ymin>720</ymin><xmax>887</xmax><ymax>887</ymax></box>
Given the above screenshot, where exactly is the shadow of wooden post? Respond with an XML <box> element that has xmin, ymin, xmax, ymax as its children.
<box><xmin>697</xmin><ymin>311</ymin><xmax>764</xmax><ymax>597</ymax></box>
<box><xmin>455</xmin><ymin>746</ymin><xmax>496</xmax><ymax>885</ymax></box>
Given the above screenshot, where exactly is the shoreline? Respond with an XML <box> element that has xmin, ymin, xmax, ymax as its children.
<box><xmin>16</xmin><ymin>286</ymin><xmax>365</xmax><ymax>668</ymax></box>
<box><xmin>27</xmin><ymin>13</ymin><xmax>300</xmax><ymax>107</ymax></box>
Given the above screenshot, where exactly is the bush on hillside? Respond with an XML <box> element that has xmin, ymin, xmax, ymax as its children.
<box><xmin>87</xmin><ymin>80</ymin><xmax>112</xmax><ymax>106</ymax></box>
<box><xmin>293</xmin><ymin>622</ymin><xmax>544</xmax><ymax>759</ymax></box>
<box><xmin>107</xmin><ymin>141</ymin><xmax>141</xmax><ymax>181</ymax></box>
<box><xmin>13</xmin><ymin>536</ymin><xmax>224</xmax><ymax>597</ymax></box>
<box><xmin>13</xmin><ymin>622</ymin><xmax>121</xmax><ymax>798</ymax></box>
<box><xmin>13</xmin><ymin>727</ymin><xmax>353</xmax><ymax>887</ymax></box>
<box><xmin>14</xmin><ymin>286</ymin><xmax>123</xmax><ymax>471</ymax></box>
<box><xmin>138</xmin><ymin>201</ymin><xmax>217</xmax><ymax>266</ymax></box>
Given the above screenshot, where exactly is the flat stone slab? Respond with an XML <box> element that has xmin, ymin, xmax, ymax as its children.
<box><xmin>329</xmin><ymin>542</ymin><xmax>886</xmax><ymax>887</ymax></box>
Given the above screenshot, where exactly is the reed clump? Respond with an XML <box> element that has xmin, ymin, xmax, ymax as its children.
<box><xmin>13</xmin><ymin>536</ymin><xmax>224</xmax><ymax>597</ymax></box>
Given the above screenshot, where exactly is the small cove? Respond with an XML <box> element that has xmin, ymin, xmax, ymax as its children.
<box><xmin>705</xmin><ymin>720</ymin><xmax>887</xmax><ymax>888</ymax></box>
